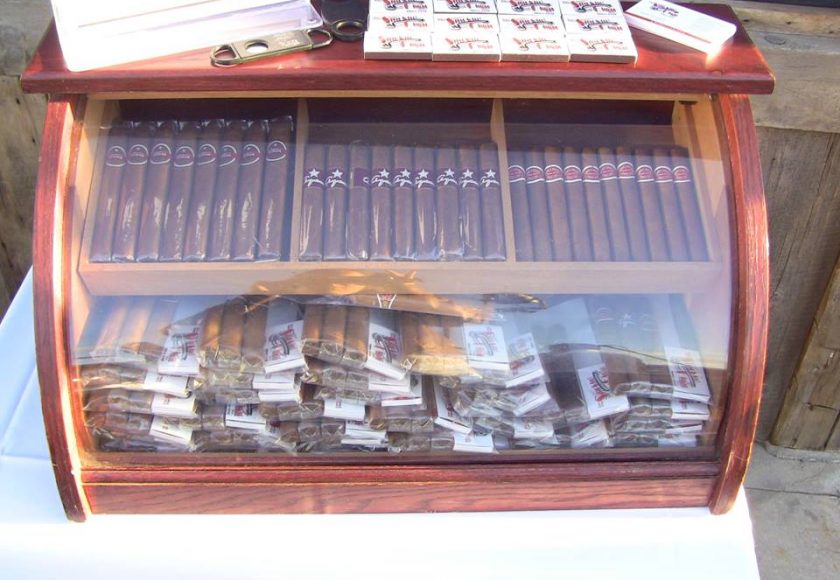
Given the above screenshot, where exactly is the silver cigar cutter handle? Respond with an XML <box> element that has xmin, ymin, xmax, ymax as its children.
<box><xmin>211</xmin><ymin>27</ymin><xmax>333</xmax><ymax>67</ymax></box>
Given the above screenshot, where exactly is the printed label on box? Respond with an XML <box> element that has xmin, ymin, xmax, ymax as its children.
<box><xmin>576</xmin><ymin>363</ymin><xmax>629</xmax><ymax>419</ymax></box>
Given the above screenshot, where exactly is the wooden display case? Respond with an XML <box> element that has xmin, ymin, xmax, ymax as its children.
<box><xmin>22</xmin><ymin>4</ymin><xmax>773</xmax><ymax>521</ymax></box>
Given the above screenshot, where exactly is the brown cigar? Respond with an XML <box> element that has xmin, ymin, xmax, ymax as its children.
<box><xmin>478</xmin><ymin>143</ymin><xmax>506</xmax><ymax>260</ymax></box>
<box><xmin>207</xmin><ymin>120</ymin><xmax>244</xmax><ymax>261</ymax></box>
<box><xmin>160</xmin><ymin>121</ymin><xmax>200</xmax><ymax>261</ymax></box>
<box><xmin>90</xmin><ymin>124</ymin><xmax>130</xmax><ymax>263</ymax></box>
<box><xmin>347</xmin><ymin>142</ymin><xmax>371</xmax><ymax>260</ymax></box>
<box><xmin>457</xmin><ymin>145</ymin><xmax>483</xmax><ymax>260</ymax></box>
<box><xmin>200</xmin><ymin>303</ymin><xmax>225</xmax><ymax>366</ymax></box>
<box><xmin>341</xmin><ymin>306</ymin><xmax>369</xmax><ymax>369</ymax></box>
<box><xmin>435</xmin><ymin>147</ymin><xmax>463</xmax><ymax>260</ymax></box>
<box><xmin>183</xmin><ymin>119</ymin><xmax>223</xmax><ymax>261</ymax></box>
<box><xmin>507</xmin><ymin>150</ymin><xmax>534</xmax><ymax>261</ymax></box>
<box><xmin>581</xmin><ymin>147</ymin><xmax>612</xmax><ymax>261</ymax></box>
<box><xmin>597</xmin><ymin>147</ymin><xmax>631</xmax><ymax>261</ymax></box>
<box><xmin>319</xmin><ymin>305</ymin><xmax>348</xmax><ymax>363</ymax></box>
<box><xmin>299</xmin><ymin>144</ymin><xmax>326</xmax><ymax>261</ymax></box>
<box><xmin>139</xmin><ymin>297</ymin><xmax>178</xmax><ymax>359</ymax></box>
<box><xmin>399</xmin><ymin>311</ymin><xmax>421</xmax><ymax>369</ymax></box>
<box><xmin>117</xmin><ymin>297</ymin><xmax>155</xmax><ymax>354</ymax></box>
<box><xmin>413</xmin><ymin>146</ymin><xmax>438</xmax><ymax>260</ymax></box>
<box><xmin>232</xmin><ymin>120</ymin><xmax>267</xmax><ymax>261</ymax></box>
<box><xmin>217</xmin><ymin>297</ymin><xmax>247</xmax><ymax>368</ymax></box>
<box><xmin>543</xmin><ymin>146</ymin><xmax>573</xmax><ymax>261</ymax></box>
<box><xmin>112</xmin><ymin>122</ymin><xmax>153</xmax><ymax>262</ymax></box>
<box><xmin>136</xmin><ymin>121</ymin><xmax>176</xmax><ymax>262</ymax></box>
<box><xmin>370</xmin><ymin>144</ymin><xmax>394</xmax><ymax>260</ymax></box>
<box><xmin>562</xmin><ymin>147</ymin><xmax>593</xmax><ymax>261</ymax></box>
<box><xmin>616</xmin><ymin>146</ymin><xmax>650</xmax><ymax>261</ymax></box>
<box><xmin>634</xmin><ymin>148</ymin><xmax>669</xmax><ymax>261</ymax></box>
<box><xmin>525</xmin><ymin>147</ymin><xmax>553</xmax><ymax>261</ymax></box>
<box><xmin>323</xmin><ymin>144</ymin><xmax>349</xmax><ymax>260</ymax></box>
<box><xmin>670</xmin><ymin>147</ymin><xmax>708</xmax><ymax>261</ymax></box>
<box><xmin>257</xmin><ymin>118</ymin><xmax>293</xmax><ymax>260</ymax></box>
<box><xmin>393</xmin><ymin>145</ymin><xmax>416</xmax><ymax>260</ymax></box>
<box><xmin>653</xmin><ymin>148</ymin><xmax>689</xmax><ymax>261</ymax></box>
<box><xmin>302</xmin><ymin>303</ymin><xmax>326</xmax><ymax>356</ymax></box>
<box><xmin>241</xmin><ymin>300</ymin><xmax>268</xmax><ymax>372</ymax></box>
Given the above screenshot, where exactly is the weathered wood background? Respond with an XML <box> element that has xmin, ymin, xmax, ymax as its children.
<box><xmin>1</xmin><ymin>1</ymin><xmax>838</xmax><ymax>442</ymax></box>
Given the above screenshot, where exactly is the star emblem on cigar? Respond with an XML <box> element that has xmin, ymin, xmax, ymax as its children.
<box><xmin>462</xmin><ymin>169</ymin><xmax>474</xmax><ymax>179</ymax></box>
<box><xmin>331</xmin><ymin>169</ymin><xmax>344</xmax><ymax>179</ymax></box>
<box><xmin>485</xmin><ymin>169</ymin><xmax>496</xmax><ymax>179</ymax></box>
<box><xmin>378</xmin><ymin>169</ymin><xmax>390</xmax><ymax>178</ymax></box>
<box><xmin>308</xmin><ymin>169</ymin><xmax>320</xmax><ymax>178</ymax></box>
<box><xmin>445</xmin><ymin>168</ymin><xmax>455</xmax><ymax>178</ymax></box>
<box><xmin>481</xmin><ymin>168</ymin><xmax>500</xmax><ymax>187</ymax></box>
<box><xmin>417</xmin><ymin>169</ymin><xmax>430</xmax><ymax>179</ymax></box>
<box><xmin>304</xmin><ymin>168</ymin><xmax>324</xmax><ymax>186</ymax></box>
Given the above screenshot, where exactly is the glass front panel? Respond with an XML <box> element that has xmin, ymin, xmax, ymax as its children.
<box><xmin>66</xmin><ymin>96</ymin><xmax>731</xmax><ymax>458</ymax></box>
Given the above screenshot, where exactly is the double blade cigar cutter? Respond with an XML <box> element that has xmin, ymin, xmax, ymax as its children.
<box><xmin>211</xmin><ymin>27</ymin><xmax>333</xmax><ymax>66</ymax></box>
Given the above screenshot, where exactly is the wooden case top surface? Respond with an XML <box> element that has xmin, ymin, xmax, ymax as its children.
<box><xmin>21</xmin><ymin>4</ymin><xmax>773</xmax><ymax>96</ymax></box>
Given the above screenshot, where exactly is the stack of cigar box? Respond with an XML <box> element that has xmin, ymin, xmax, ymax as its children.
<box><xmin>76</xmin><ymin>291</ymin><xmax>712</xmax><ymax>454</ymax></box>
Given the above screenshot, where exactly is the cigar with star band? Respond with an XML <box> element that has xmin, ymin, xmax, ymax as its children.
<box><xmin>393</xmin><ymin>145</ymin><xmax>416</xmax><ymax>260</ymax></box>
<box><xmin>323</xmin><ymin>144</ymin><xmax>349</xmax><ymax>260</ymax></box>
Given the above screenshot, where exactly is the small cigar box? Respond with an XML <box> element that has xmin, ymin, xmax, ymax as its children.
<box><xmin>364</xmin><ymin>31</ymin><xmax>433</xmax><ymax>60</ymax></box>
<box><xmin>433</xmin><ymin>13</ymin><xmax>500</xmax><ymax>34</ymax></box>
<box><xmin>368</xmin><ymin>13</ymin><xmax>434</xmax><ymax>33</ymax></box>
<box><xmin>567</xmin><ymin>33</ymin><xmax>638</xmax><ymax>63</ymax></box>
<box><xmin>432</xmin><ymin>32</ymin><xmax>502</xmax><ymax>61</ymax></box>
<box><xmin>500</xmin><ymin>32</ymin><xmax>570</xmax><ymax>62</ymax></box>
<box><xmin>497</xmin><ymin>0</ymin><xmax>560</xmax><ymax>16</ymax></box>
<box><xmin>562</xmin><ymin>14</ymin><xmax>629</xmax><ymax>36</ymax></box>
<box><xmin>624</xmin><ymin>0</ymin><xmax>737</xmax><ymax>54</ymax></box>
<box><xmin>433</xmin><ymin>0</ymin><xmax>498</xmax><ymax>14</ymax></box>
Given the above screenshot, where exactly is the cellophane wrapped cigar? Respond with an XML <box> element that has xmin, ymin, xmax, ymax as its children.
<box><xmin>85</xmin><ymin>388</ymin><xmax>198</xmax><ymax>418</ymax></box>
<box><xmin>615</xmin><ymin>146</ymin><xmax>651</xmax><ymax>261</ymax></box>
<box><xmin>670</xmin><ymin>146</ymin><xmax>708</xmax><ymax>261</ymax></box>
<box><xmin>301</xmin><ymin>303</ymin><xmax>326</xmax><ymax>357</ymax></box>
<box><xmin>137</xmin><ymin>297</ymin><xmax>178</xmax><ymax>360</ymax></box>
<box><xmin>581</xmin><ymin>146</ymin><xmax>612</xmax><ymax>261</ymax></box>
<box><xmin>315</xmin><ymin>384</ymin><xmax>382</xmax><ymax>405</ymax></box>
<box><xmin>298</xmin><ymin>418</ymin><xmax>346</xmax><ymax>446</ymax></box>
<box><xmin>341</xmin><ymin>306</ymin><xmax>370</xmax><ymax>369</ymax></box>
<box><xmin>86</xmin><ymin>411</ymin><xmax>153</xmax><ymax>438</ymax></box>
<box><xmin>346</xmin><ymin>142</ymin><xmax>371</xmax><ymax>260</ymax></box>
<box><xmin>525</xmin><ymin>147</ymin><xmax>553</xmax><ymax>261</ymax></box>
<box><xmin>303</xmin><ymin>359</ymin><xmax>371</xmax><ymax>391</ymax></box>
<box><xmin>562</xmin><ymin>146</ymin><xmax>594</xmax><ymax>261</ymax></box>
<box><xmin>241</xmin><ymin>299</ymin><xmax>268</xmax><ymax>373</ymax></box>
<box><xmin>405</xmin><ymin>314</ymin><xmax>473</xmax><ymax>376</ymax></box>
<box><xmin>199</xmin><ymin>303</ymin><xmax>225</xmax><ymax>367</ymax></box>
<box><xmin>634</xmin><ymin>148</ymin><xmax>669</xmax><ymax>261</ymax></box>
<box><xmin>136</xmin><ymin>120</ymin><xmax>177</xmax><ymax>262</ymax></box>
<box><xmin>597</xmin><ymin>147</ymin><xmax>631</xmax><ymax>261</ymax></box>
<box><xmin>369</xmin><ymin>144</ymin><xmax>394</xmax><ymax>260</ymax></box>
<box><xmin>90</xmin><ymin>123</ymin><xmax>129</xmax><ymax>263</ymax></box>
<box><xmin>111</xmin><ymin>122</ymin><xmax>153</xmax><ymax>262</ymax></box>
<box><xmin>413</xmin><ymin>146</ymin><xmax>439</xmax><ymax>260</ymax></box>
<box><xmin>259</xmin><ymin>385</ymin><xmax>324</xmax><ymax>421</ymax></box>
<box><xmin>477</xmin><ymin>143</ymin><xmax>506</xmax><ymax>260</ymax></box>
<box><xmin>160</xmin><ymin>121</ymin><xmax>200</xmax><ymax>261</ymax></box>
<box><xmin>299</xmin><ymin>143</ymin><xmax>326</xmax><ymax>260</ymax></box>
<box><xmin>208</xmin><ymin>120</ymin><xmax>244</xmax><ymax>261</ymax></box>
<box><xmin>263</xmin><ymin>299</ymin><xmax>306</xmax><ymax>373</ymax></box>
<box><xmin>323</xmin><ymin>144</ymin><xmax>349</xmax><ymax>260</ymax></box>
<box><xmin>183</xmin><ymin>119</ymin><xmax>223</xmax><ymax>261</ymax></box>
<box><xmin>435</xmin><ymin>146</ymin><xmax>464</xmax><ymax>260</ymax></box>
<box><xmin>216</xmin><ymin>297</ymin><xmax>247</xmax><ymax>369</ymax></box>
<box><xmin>393</xmin><ymin>144</ymin><xmax>416</xmax><ymax>260</ymax></box>
<box><xmin>507</xmin><ymin>150</ymin><xmax>535</xmax><ymax>261</ymax></box>
<box><xmin>652</xmin><ymin>147</ymin><xmax>689</xmax><ymax>261</ymax></box>
<box><xmin>543</xmin><ymin>145</ymin><xmax>573</xmax><ymax>261</ymax></box>
<box><xmin>318</xmin><ymin>304</ymin><xmax>348</xmax><ymax>364</ymax></box>
<box><xmin>232</xmin><ymin>120</ymin><xmax>267</xmax><ymax>261</ymax></box>
<box><xmin>457</xmin><ymin>144</ymin><xmax>483</xmax><ymax>260</ymax></box>
<box><xmin>257</xmin><ymin>117</ymin><xmax>294</xmax><ymax>260</ymax></box>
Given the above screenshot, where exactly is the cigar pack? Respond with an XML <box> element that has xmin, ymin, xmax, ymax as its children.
<box><xmin>224</xmin><ymin>403</ymin><xmax>267</xmax><ymax>431</ymax></box>
<box><xmin>568</xmin><ymin>419</ymin><xmax>610</xmax><ymax>448</ymax></box>
<box><xmin>323</xmin><ymin>397</ymin><xmax>367</xmax><ymax>422</ymax></box>
<box><xmin>369</xmin><ymin>13</ymin><xmax>434</xmax><ymax>32</ymax></box>
<box><xmin>257</xmin><ymin>384</ymin><xmax>302</xmax><ymax>404</ymax></box>
<box><xmin>263</xmin><ymin>301</ymin><xmax>306</xmax><ymax>373</ymax></box>
<box><xmin>664</xmin><ymin>347</ymin><xmax>711</xmax><ymax>403</ymax></box>
<box><xmin>369</xmin><ymin>0</ymin><xmax>433</xmax><ymax>14</ymax></box>
<box><xmin>497</xmin><ymin>0</ymin><xmax>560</xmax><ymax>16</ymax></box>
<box><xmin>576</xmin><ymin>362</ymin><xmax>630</xmax><ymax>419</ymax></box>
<box><xmin>252</xmin><ymin>370</ymin><xmax>298</xmax><ymax>390</ymax></box>
<box><xmin>625</xmin><ymin>0</ymin><xmax>737</xmax><ymax>54</ymax></box>
<box><xmin>364</xmin><ymin>31</ymin><xmax>433</xmax><ymax>60</ymax></box>
<box><xmin>433</xmin><ymin>383</ymin><xmax>473</xmax><ymax>434</ymax></box>
<box><xmin>434</xmin><ymin>0</ymin><xmax>497</xmax><ymax>13</ymax></box>
<box><xmin>671</xmin><ymin>400</ymin><xmax>710</xmax><ymax>421</ymax></box>
<box><xmin>141</xmin><ymin>371</ymin><xmax>191</xmax><ymax>398</ymax></box>
<box><xmin>498</xmin><ymin>14</ymin><xmax>564</xmax><ymax>32</ymax></box>
<box><xmin>158</xmin><ymin>323</ymin><xmax>202</xmax><ymax>376</ymax></box>
<box><xmin>432</xmin><ymin>32</ymin><xmax>501</xmax><ymax>61</ymax></box>
<box><xmin>452</xmin><ymin>431</ymin><xmax>495</xmax><ymax>453</ymax></box>
<box><xmin>512</xmin><ymin>379</ymin><xmax>553</xmax><ymax>415</ymax></box>
<box><xmin>463</xmin><ymin>323</ymin><xmax>509</xmax><ymax>372</ymax></box>
<box><xmin>151</xmin><ymin>392</ymin><xmax>199</xmax><ymax>419</ymax></box>
<box><xmin>567</xmin><ymin>33</ymin><xmax>637</xmax><ymax>63</ymax></box>
<box><xmin>380</xmin><ymin>378</ymin><xmax>424</xmax><ymax>406</ymax></box>
<box><xmin>513</xmin><ymin>418</ymin><xmax>554</xmax><ymax>440</ymax></box>
<box><xmin>434</xmin><ymin>14</ymin><xmax>499</xmax><ymax>34</ymax></box>
<box><xmin>149</xmin><ymin>415</ymin><xmax>195</xmax><ymax>447</ymax></box>
<box><xmin>368</xmin><ymin>371</ymin><xmax>414</xmax><ymax>394</ymax></box>
<box><xmin>501</xmin><ymin>333</ymin><xmax>546</xmax><ymax>387</ymax></box>
<box><xmin>562</xmin><ymin>14</ymin><xmax>629</xmax><ymax>36</ymax></box>
<box><xmin>499</xmin><ymin>31</ymin><xmax>569</xmax><ymax>61</ymax></box>
<box><xmin>346</xmin><ymin>421</ymin><xmax>388</xmax><ymax>442</ymax></box>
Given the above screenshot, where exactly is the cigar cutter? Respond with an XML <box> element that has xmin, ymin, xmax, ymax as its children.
<box><xmin>211</xmin><ymin>28</ymin><xmax>333</xmax><ymax>66</ymax></box>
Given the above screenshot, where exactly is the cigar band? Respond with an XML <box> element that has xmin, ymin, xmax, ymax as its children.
<box><xmin>525</xmin><ymin>165</ymin><xmax>545</xmax><ymax>183</ymax></box>
<box><xmin>617</xmin><ymin>160</ymin><xmax>635</xmax><ymax>179</ymax></box>
<box><xmin>545</xmin><ymin>164</ymin><xmax>563</xmax><ymax>183</ymax></box>
<box><xmin>173</xmin><ymin>145</ymin><xmax>195</xmax><ymax>168</ymax></box>
<box><xmin>414</xmin><ymin>168</ymin><xmax>435</xmax><ymax>188</ymax></box>
<box><xmin>326</xmin><ymin>168</ymin><xmax>348</xmax><ymax>188</ymax></box>
<box><xmin>196</xmin><ymin>143</ymin><xmax>218</xmax><ymax>166</ymax></box>
<box><xmin>582</xmin><ymin>164</ymin><xmax>600</xmax><ymax>182</ymax></box>
<box><xmin>240</xmin><ymin>143</ymin><xmax>263</xmax><ymax>166</ymax></box>
<box><xmin>127</xmin><ymin>143</ymin><xmax>150</xmax><ymax>165</ymax></box>
<box><xmin>394</xmin><ymin>167</ymin><xmax>413</xmax><ymax>187</ymax></box>
<box><xmin>509</xmin><ymin>0</ymin><xmax>556</xmax><ymax>13</ymax></box>
<box><xmin>635</xmin><ymin>164</ymin><xmax>654</xmax><ymax>182</ymax></box>
<box><xmin>150</xmin><ymin>143</ymin><xmax>172</xmax><ymax>165</ymax></box>
<box><xmin>654</xmin><ymin>165</ymin><xmax>674</xmax><ymax>182</ymax></box>
<box><xmin>266</xmin><ymin>140</ymin><xmax>288</xmax><ymax>162</ymax></box>
<box><xmin>599</xmin><ymin>162</ymin><xmax>618</xmax><ymax>180</ymax></box>
<box><xmin>437</xmin><ymin>168</ymin><xmax>457</xmax><ymax>185</ymax></box>
<box><xmin>459</xmin><ymin>168</ymin><xmax>479</xmax><ymax>187</ymax></box>
<box><xmin>673</xmin><ymin>164</ymin><xmax>691</xmax><ymax>183</ymax></box>
<box><xmin>106</xmin><ymin>145</ymin><xmax>127</xmax><ymax>167</ymax></box>
<box><xmin>304</xmin><ymin>168</ymin><xmax>325</xmax><ymax>187</ymax></box>
<box><xmin>376</xmin><ymin>293</ymin><xmax>398</xmax><ymax>308</ymax></box>
<box><xmin>352</xmin><ymin>168</ymin><xmax>371</xmax><ymax>187</ymax></box>
<box><xmin>508</xmin><ymin>164</ymin><xmax>526</xmax><ymax>182</ymax></box>
<box><xmin>220</xmin><ymin>144</ymin><xmax>239</xmax><ymax>166</ymax></box>
<box><xmin>480</xmin><ymin>169</ymin><xmax>501</xmax><ymax>187</ymax></box>
<box><xmin>564</xmin><ymin>164</ymin><xmax>583</xmax><ymax>182</ymax></box>
<box><xmin>570</xmin><ymin>1</ymin><xmax>619</xmax><ymax>15</ymax></box>
<box><xmin>372</xmin><ymin>168</ymin><xmax>393</xmax><ymax>187</ymax></box>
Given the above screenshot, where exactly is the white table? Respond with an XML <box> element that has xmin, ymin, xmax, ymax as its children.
<box><xmin>0</xmin><ymin>272</ymin><xmax>760</xmax><ymax>579</ymax></box>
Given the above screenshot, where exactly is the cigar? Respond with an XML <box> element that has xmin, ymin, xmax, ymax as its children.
<box><xmin>160</xmin><ymin>122</ymin><xmax>200</xmax><ymax>261</ymax></box>
<box><xmin>117</xmin><ymin>297</ymin><xmax>156</xmax><ymax>354</ymax></box>
<box><xmin>319</xmin><ymin>304</ymin><xmax>348</xmax><ymax>364</ymax></box>
<box><xmin>507</xmin><ymin>150</ymin><xmax>534</xmax><ymax>261</ymax></box>
<box><xmin>345</xmin><ymin>142</ymin><xmax>371</xmax><ymax>261</ymax></box>
<box><xmin>414</xmin><ymin>314</ymin><xmax>471</xmax><ymax>376</ymax></box>
<box><xmin>323</xmin><ymin>144</ymin><xmax>349</xmax><ymax>260</ymax></box>
<box><xmin>478</xmin><ymin>143</ymin><xmax>506</xmax><ymax>260</ymax></box>
<box><xmin>183</xmin><ymin>119</ymin><xmax>223</xmax><ymax>261</ymax></box>
<box><xmin>299</xmin><ymin>144</ymin><xmax>326</xmax><ymax>261</ymax></box>
<box><xmin>597</xmin><ymin>147</ymin><xmax>631</xmax><ymax>261</ymax></box>
<box><xmin>525</xmin><ymin>148</ymin><xmax>553</xmax><ymax>261</ymax></box>
<box><xmin>90</xmin><ymin>123</ymin><xmax>129</xmax><ymax>263</ymax></box>
<box><xmin>399</xmin><ymin>311</ymin><xmax>421</xmax><ymax>371</ymax></box>
<box><xmin>413</xmin><ymin>146</ymin><xmax>438</xmax><ymax>260</ymax></box>
<box><xmin>393</xmin><ymin>145</ymin><xmax>416</xmax><ymax>260</ymax></box>
<box><xmin>111</xmin><ymin>122</ymin><xmax>153</xmax><ymax>262</ymax></box>
<box><xmin>370</xmin><ymin>144</ymin><xmax>394</xmax><ymax>260</ymax></box>
<box><xmin>302</xmin><ymin>303</ymin><xmax>326</xmax><ymax>356</ymax></box>
<box><xmin>341</xmin><ymin>306</ymin><xmax>369</xmax><ymax>369</ymax></box>
<box><xmin>670</xmin><ymin>147</ymin><xmax>708</xmax><ymax>261</ymax></box>
<box><xmin>616</xmin><ymin>146</ymin><xmax>651</xmax><ymax>261</ymax></box>
<box><xmin>435</xmin><ymin>147</ymin><xmax>463</xmax><ymax>260</ymax></box>
<box><xmin>241</xmin><ymin>300</ymin><xmax>268</xmax><ymax>372</ymax></box>
<box><xmin>562</xmin><ymin>147</ymin><xmax>593</xmax><ymax>261</ymax></box>
<box><xmin>581</xmin><ymin>147</ymin><xmax>612</xmax><ymax>261</ymax></box>
<box><xmin>232</xmin><ymin>120</ymin><xmax>267</xmax><ymax>261</ymax></box>
<box><xmin>543</xmin><ymin>146</ymin><xmax>573</xmax><ymax>261</ymax></box>
<box><xmin>257</xmin><ymin>118</ymin><xmax>294</xmax><ymax>260</ymax></box>
<box><xmin>136</xmin><ymin>121</ymin><xmax>176</xmax><ymax>262</ymax></box>
<box><xmin>208</xmin><ymin>120</ymin><xmax>244</xmax><ymax>261</ymax></box>
<box><xmin>634</xmin><ymin>148</ymin><xmax>669</xmax><ymax>261</ymax></box>
<box><xmin>653</xmin><ymin>148</ymin><xmax>689</xmax><ymax>261</ymax></box>
<box><xmin>138</xmin><ymin>297</ymin><xmax>178</xmax><ymax>360</ymax></box>
<box><xmin>457</xmin><ymin>145</ymin><xmax>483</xmax><ymax>260</ymax></box>
<box><xmin>200</xmin><ymin>303</ymin><xmax>225</xmax><ymax>366</ymax></box>
<box><xmin>217</xmin><ymin>297</ymin><xmax>247</xmax><ymax>368</ymax></box>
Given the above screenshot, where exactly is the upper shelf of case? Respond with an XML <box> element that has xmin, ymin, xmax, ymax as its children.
<box><xmin>21</xmin><ymin>4</ymin><xmax>773</xmax><ymax>96</ymax></box>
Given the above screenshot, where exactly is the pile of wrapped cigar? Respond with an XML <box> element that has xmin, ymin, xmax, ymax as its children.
<box><xmin>508</xmin><ymin>145</ymin><xmax>707</xmax><ymax>262</ymax></box>
<box><xmin>299</xmin><ymin>142</ymin><xmax>506</xmax><ymax>261</ymax></box>
<box><xmin>77</xmin><ymin>292</ymin><xmax>712</xmax><ymax>453</ymax></box>
<box><xmin>89</xmin><ymin>116</ymin><xmax>294</xmax><ymax>263</ymax></box>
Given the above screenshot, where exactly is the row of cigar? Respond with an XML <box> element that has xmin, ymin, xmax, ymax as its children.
<box><xmin>89</xmin><ymin>117</ymin><xmax>294</xmax><ymax>263</ymax></box>
<box><xmin>508</xmin><ymin>145</ymin><xmax>708</xmax><ymax>262</ymax></box>
<box><xmin>76</xmin><ymin>293</ymin><xmax>712</xmax><ymax>453</ymax></box>
<box><xmin>299</xmin><ymin>142</ymin><xmax>507</xmax><ymax>261</ymax></box>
